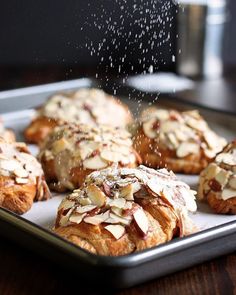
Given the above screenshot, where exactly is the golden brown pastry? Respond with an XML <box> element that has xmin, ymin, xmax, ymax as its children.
<box><xmin>198</xmin><ymin>141</ymin><xmax>236</xmax><ymax>214</ymax></box>
<box><xmin>134</xmin><ymin>107</ymin><xmax>227</xmax><ymax>174</ymax></box>
<box><xmin>0</xmin><ymin>138</ymin><xmax>51</xmax><ymax>214</ymax></box>
<box><xmin>54</xmin><ymin>165</ymin><xmax>197</xmax><ymax>256</ymax></box>
<box><xmin>0</xmin><ymin>119</ymin><xmax>15</xmax><ymax>142</ymax></box>
<box><xmin>24</xmin><ymin>88</ymin><xmax>133</xmax><ymax>144</ymax></box>
<box><xmin>38</xmin><ymin>123</ymin><xmax>141</xmax><ymax>192</ymax></box>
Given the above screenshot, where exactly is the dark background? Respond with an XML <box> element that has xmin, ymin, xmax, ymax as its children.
<box><xmin>0</xmin><ymin>0</ymin><xmax>235</xmax><ymax>89</ymax></box>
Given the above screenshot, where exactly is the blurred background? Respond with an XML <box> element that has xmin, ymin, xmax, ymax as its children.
<box><xmin>0</xmin><ymin>0</ymin><xmax>235</xmax><ymax>114</ymax></box>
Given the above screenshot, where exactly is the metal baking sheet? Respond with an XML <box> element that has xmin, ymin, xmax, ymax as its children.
<box><xmin>0</xmin><ymin>79</ymin><xmax>236</xmax><ymax>289</ymax></box>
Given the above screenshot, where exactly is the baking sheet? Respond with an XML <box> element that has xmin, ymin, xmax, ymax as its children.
<box><xmin>2</xmin><ymin>106</ymin><xmax>236</xmax><ymax>235</ymax></box>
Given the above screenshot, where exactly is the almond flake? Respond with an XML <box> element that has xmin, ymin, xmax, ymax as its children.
<box><xmin>76</xmin><ymin>204</ymin><xmax>97</xmax><ymax>214</ymax></box>
<box><xmin>155</xmin><ymin>109</ymin><xmax>169</xmax><ymax>121</ymax></box>
<box><xmin>84</xmin><ymin>210</ymin><xmax>110</xmax><ymax>225</ymax></box>
<box><xmin>176</xmin><ymin>142</ymin><xmax>199</xmax><ymax>158</ymax></box>
<box><xmin>100</xmin><ymin>149</ymin><xmax>123</xmax><ymax>163</ymax></box>
<box><xmin>143</xmin><ymin>118</ymin><xmax>157</xmax><ymax>139</ymax></box>
<box><xmin>58</xmin><ymin>199</ymin><xmax>75</xmax><ymax>211</ymax></box>
<box><xmin>86</xmin><ymin>184</ymin><xmax>106</xmax><ymax>207</ymax></box>
<box><xmin>52</xmin><ymin>138</ymin><xmax>69</xmax><ymax>154</ymax></box>
<box><xmin>167</xmin><ymin>133</ymin><xmax>179</xmax><ymax>149</ymax></box>
<box><xmin>216</xmin><ymin>153</ymin><xmax>236</xmax><ymax>166</ymax></box>
<box><xmin>104</xmin><ymin>224</ymin><xmax>125</xmax><ymax>240</ymax></box>
<box><xmin>13</xmin><ymin>168</ymin><xmax>29</xmax><ymax>178</ymax></box>
<box><xmin>222</xmin><ymin>188</ymin><xmax>236</xmax><ymax>200</ymax></box>
<box><xmin>0</xmin><ymin>159</ymin><xmax>21</xmax><ymax>172</ymax></box>
<box><xmin>15</xmin><ymin>177</ymin><xmax>29</xmax><ymax>184</ymax></box>
<box><xmin>203</xmin><ymin>131</ymin><xmax>219</xmax><ymax>150</ymax></box>
<box><xmin>109</xmin><ymin>198</ymin><xmax>126</xmax><ymax>208</ymax></box>
<box><xmin>215</xmin><ymin>170</ymin><xmax>231</xmax><ymax>187</ymax></box>
<box><xmin>107</xmin><ymin>212</ymin><xmax>131</xmax><ymax>225</ymax></box>
<box><xmin>79</xmin><ymin>141</ymin><xmax>100</xmax><ymax>160</ymax></box>
<box><xmin>78</xmin><ymin>198</ymin><xmax>92</xmax><ymax>206</ymax></box>
<box><xmin>229</xmin><ymin>176</ymin><xmax>236</xmax><ymax>190</ymax></box>
<box><xmin>120</xmin><ymin>184</ymin><xmax>134</xmax><ymax>200</ymax></box>
<box><xmin>133</xmin><ymin>209</ymin><xmax>149</xmax><ymax>235</ymax></box>
<box><xmin>69</xmin><ymin>213</ymin><xmax>86</xmax><ymax>224</ymax></box>
<box><xmin>83</xmin><ymin>155</ymin><xmax>108</xmax><ymax>170</ymax></box>
<box><xmin>160</xmin><ymin>121</ymin><xmax>180</xmax><ymax>133</ymax></box>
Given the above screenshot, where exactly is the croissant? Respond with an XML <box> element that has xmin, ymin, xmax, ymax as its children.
<box><xmin>54</xmin><ymin>165</ymin><xmax>197</xmax><ymax>256</ymax></box>
<box><xmin>24</xmin><ymin>88</ymin><xmax>133</xmax><ymax>144</ymax></box>
<box><xmin>133</xmin><ymin>107</ymin><xmax>227</xmax><ymax>174</ymax></box>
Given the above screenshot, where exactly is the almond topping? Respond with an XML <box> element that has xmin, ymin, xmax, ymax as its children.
<box><xmin>120</xmin><ymin>184</ymin><xmax>134</xmax><ymax>200</ymax></box>
<box><xmin>83</xmin><ymin>155</ymin><xmax>108</xmax><ymax>170</ymax></box>
<box><xmin>76</xmin><ymin>204</ymin><xmax>97</xmax><ymax>214</ymax></box>
<box><xmin>143</xmin><ymin>118</ymin><xmax>158</xmax><ymax>139</ymax></box>
<box><xmin>84</xmin><ymin>211</ymin><xmax>110</xmax><ymax>225</ymax></box>
<box><xmin>176</xmin><ymin>142</ymin><xmax>199</xmax><ymax>158</ymax></box>
<box><xmin>109</xmin><ymin>198</ymin><xmax>126</xmax><ymax>209</ymax></box>
<box><xmin>59</xmin><ymin>199</ymin><xmax>75</xmax><ymax>211</ymax></box>
<box><xmin>104</xmin><ymin>224</ymin><xmax>125</xmax><ymax>240</ymax></box>
<box><xmin>215</xmin><ymin>170</ymin><xmax>231</xmax><ymax>187</ymax></box>
<box><xmin>15</xmin><ymin>177</ymin><xmax>29</xmax><ymax>184</ymax></box>
<box><xmin>13</xmin><ymin>168</ymin><xmax>29</xmax><ymax>178</ymax></box>
<box><xmin>86</xmin><ymin>184</ymin><xmax>106</xmax><ymax>207</ymax></box>
<box><xmin>222</xmin><ymin>188</ymin><xmax>236</xmax><ymax>200</ymax></box>
<box><xmin>133</xmin><ymin>209</ymin><xmax>149</xmax><ymax>235</ymax></box>
<box><xmin>69</xmin><ymin>214</ymin><xmax>86</xmax><ymax>224</ymax></box>
<box><xmin>229</xmin><ymin>176</ymin><xmax>236</xmax><ymax>190</ymax></box>
<box><xmin>52</xmin><ymin>138</ymin><xmax>69</xmax><ymax>154</ymax></box>
<box><xmin>100</xmin><ymin>149</ymin><xmax>123</xmax><ymax>163</ymax></box>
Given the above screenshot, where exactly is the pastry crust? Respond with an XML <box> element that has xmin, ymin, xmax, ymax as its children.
<box><xmin>198</xmin><ymin>141</ymin><xmax>236</xmax><ymax>214</ymax></box>
<box><xmin>24</xmin><ymin>88</ymin><xmax>133</xmax><ymax>144</ymax></box>
<box><xmin>0</xmin><ymin>138</ymin><xmax>51</xmax><ymax>214</ymax></box>
<box><xmin>54</xmin><ymin>165</ymin><xmax>197</xmax><ymax>255</ymax></box>
<box><xmin>134</xmin><ymin>108</ymin><xmax>227</xmax><ymax>174</ymax></box>
<box><xmin>38</xmin><ymin>123</ymin><xmax>141</xmax><ymax>192</ymax></box>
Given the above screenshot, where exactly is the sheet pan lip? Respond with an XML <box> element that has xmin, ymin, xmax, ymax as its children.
<box><xmin>0</xmin><ymin>78</ymin><xmax>94</xmax><ymax>100</ymax></box>
<box><xmin>0</xmin><ymin>206</ymin><xmax>235</xmax><ymax>269</ymax></box>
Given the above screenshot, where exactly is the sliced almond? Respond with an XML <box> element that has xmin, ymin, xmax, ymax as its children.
<box><xmin>0</xmin><ymin>159</ymin><xmax>21</xmax><ymax>172</ymax></box>
<box><xmin>58</xmin><ymin>199</ymin><xmax>75</xmax><ymax>211</ymax></box>
<box><xmin>76</xmin><ymin>204</ymin><xmax>97</xmax><ymax>214</ymax></box>
<box><xmin>104</xmin><ymin>224</ymin><xmax>125</xmax><ymax>240</ymax></box>
<box><xmin>120</xmin><ymin>184</ymin><xmax>134</xmax><ymax>200</ymax></box>
<box><xmin>203</xmin><ymin>163</ymin><xmax>221</xmax><ymax>180</ymax></box>
<box><xmin>13</xmin><ymin>168</ymin><xmax>29</xmax><ymax>178</ymax></box>
<box><xmin>52</xmin><ymin>138</ymin><xmax>69</xmax><ymax>154</ymax></box>
<box><xmin>79</xmin><ymin>141</ymin><xmax>100</xmax><ymax>160</ymax></box>
<box><xmin>222</xmin><ymin>188</ymin><xmax>236</xmax><ymax>200</ymax></box>
<box><xmin>229</xmin><ymin>176</ymin><xmax>236</xmax><ymax>190</ymax></box>
<box><xmin>174</xmin><ymin>129</ymin><xmax>189</xmax><ymax>142</ymax></box>
<box><xmin>143</xmin><ymin>118</ymin><xmax>157</xmax><ymax>139</ymax></box>
<box><xmin>111</xmin><ymin>206</ymin><xmax>123</xmax><ymax>217</ymax></box>
<box><xmin>215</xmin><ymin>170</ymin><xmax>231</xmax><ymax>187</ymax></box>
<box><xmin>203</xmin><ymin>131</ymin><xmax>219</xmax><ymax>150</ymax></box>
<box><xmin>69</xmin><ymin>213</ymin><xmax>86</xmax><ymax>224</ymax></box>
<box><xmin>100</xmin><ymin>149</ymin><xmax>123</xmax><ymax>163</ymax></box>
<box><xmin>216</xmin><ymin>153</ymin><xmax>236</xmax><ymax>166</ymax></box>
<box><xmin>15</xmin><ymin>177</ymin><xmax>29</xmax><ymax>184</ymax></box>
<box><xmin>109</xmin><ymin>198</ymin><xmax>126</xmax><ymax>208</ymax></box>
<box><xmin>107</xmin><ymin>212</ymin><xmax>131</xmax><ymax>225</ymax></box>
<box><xmin>133</xmin><ymin>209</ymin><xmax>149</xmax><ymax>235</ymax></box>
<box><xmin>176</xmin><ymin>142</ymin><xmax>199</xmax><ymax>158</ymax></box>
<box><xmin>167</xmin><ymin>133</ymin><xmax>179</xmax><ymax>149</ymax></box>
<box><xmin>83</xmin><ymin>155</ymin><xmax>108</xmax><ymax>170</ymax></box>
<box><xmin>78</xmin><ymin>198</ymin><xmax>92</xmax><ymax>206</ymax></box>
<box><xmin>203</xmin><ymin>149</ymin><xmax>217</xmax><ymax>159</ymax></box>
<box><xmin>155</xmin><ymin>109</ymin><xmax>169</xmax><ymax>121</ymax></box>
<box><xmin>160</xmin><ymin>121</ymin><xmax>180</xmax><ymax>133</ymax></box>
<box><xmin>111</xmin><ymin>144</ymin><xmax>131</xmax><ymax>156</ymax></box>
<box><xmin>84</xmin><ymin>210</ymin><xmax>110</xmax><ymax>225</ymax></box>
<box><xmin>86</xmin><ymin>184</ymin><xmax>106</xmax><ymax>207</ymax></box>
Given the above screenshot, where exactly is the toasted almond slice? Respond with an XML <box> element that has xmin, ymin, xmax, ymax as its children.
<box><xmin>215</xmin><ymin>170</ymin><xmax>231</xmax><ymax>187</ymax></box>
<box><xmin>203</xmin><ymin>149</ymin><xmax>217</xmax><ymax>159</ymax></box>
<box><xmin>52</xmin><ymin>138</ymin><xmax>69</xmax><ymax>154</ymax></box>
<box><xmin>69</xmin><ymin>213</ymin><xmax>86</xmax><ymax>224</ymax></box>
<box><xmin>203</xmin><ymin>163</ymin><xmax>221</xmax><ymax>179</ymax></box>
<box><xmin>111</xmin><ymin>206</ymin><xmax>123</xmax><ymax>216</ymax></box>
<box><xmin>186</xmin><ymin>117</ymin><xmax>207</xmax><ymax>131</ymax></box>
<box><xmin>216</xmin><ymin>153</ymin><xmax>236</xmax><ymax>166</ymax></box>
<box><xmin>86</xmin><ymin>184</ymin><xmax>106</xmax><ymax>207</ymax></box>
<box><xmin>100</xmin><ymin>149</ymin><xmax>123</xmax><ymax>163</ymax></box>
<box><xmin>203</xmin><ymin>131</ymin><xmax>219</xmax><ymax>150</ymax></box>
<box><xmin>176</xmin><ymin>142</ymin><xmax>199</xmax><ymax>158</ymax></box>
<box><xmin>160</xmin><ymin>121</ymin><xmax>180</xmax><ymax>133</ymax></box>
<box><xmin>174</xmin><ymin>129</ymin><xmax>189</xmax><ymax>142</ymax></box>
<box><xmin>107</xmin><ymin>212</ymin><xmax>131</xmax><ymax>225</ymax></box>
<box><xmin>15</xmin><ymin>177</ymin><xmax>29</xmax><ymax>184</ymax></box>
<box><xmin>109</xmin><ymin>198</ymin><xmax>126</xmax><ymax>208</ymax></box>
<box><xmin>120</xmin><ymin>184</ymin><xmax>134</xmax><ymax>200</ymax></box>
<box><xmin>84</xmin><ymin>210</ymin><xmax>110</xmax><ymax>225</ymax></box>
<box><xmin>79</xmin><ymin>141</ymin><xmax>100</xmax><ymax>160</ymax></box>
<box><xmin>222</xmin><ymin>188</ymin><xmax>236</xmax><ymax>200</ymax></box>
<box><xmin>13</xmin><ymin>168</ymin><xmax>29</xmax><ymax>178</ymax></box>
<box><xmin>76</xmin><ymin>204</ymin><xmax>97</xmax><ymax>214</ymax></box>
<box><xmin>143</xmin><ymin>118</ymin><xmax>157</xmax><ymax>139</ymax></box>
<box><xmin>133</xmin><ymin>209</ymin><xmax>149</xmax><ymax>235</ymax></box>
<box><xmin>0</xmin><ymin>159</ymin><xmax>21</xmax><ymax>172</ymax></box>
<box><xmin>167</xmin><ymin>133</ymin><xmax>179</xmax><ymax>149</ymax></box>
<box><xmin>155</xmin><ymin>109</ymin><xmax>169</xmax><ymax>121</ymax></box>
<box><xmin>111</xmin><ymin>144</ymin><xmax>131</xmax><ymax>155</ymax></box>
<box><xmin>104</xmin><ymin>224</ymin><xmax>125</xmax><ymax>240</ymax></box>
<box><xmin>58</xmin><ymin>199</ymin><xmax>75</xmax><ymax>211</ymax></box>
<box><xmin>78</xmin><ymin>198</ymin><xmax>92</xmax><ymax>206</ymax></box>
<box><xmin>229</xmin><ymin>176</ymin><xmax>236</xmax><ymax>190</ymax></box>
<box><xmin>83</xmin><ymin>155</ymin><xmax>108</xmax><ymax>170</ymax></box>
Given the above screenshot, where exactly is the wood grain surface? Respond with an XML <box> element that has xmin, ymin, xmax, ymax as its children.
<box><xmin>0</xmin><ymin>238</ymin><xmax>235</xmax><ymax>295</ymax></box>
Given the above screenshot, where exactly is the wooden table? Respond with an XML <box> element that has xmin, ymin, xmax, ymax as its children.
<box><xmin>0</xmin><ymin>67</ymin><xmax>235</xmax><ymax>294</ymax></box>
<box><xmin>0</xmin><ymin>238</ymin><xmax>235</xmax><ymax>295</ymax></box>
